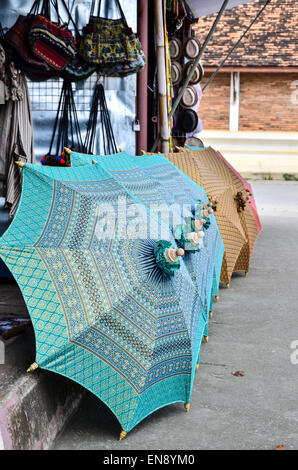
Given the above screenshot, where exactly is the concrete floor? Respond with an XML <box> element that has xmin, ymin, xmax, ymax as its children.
<box><xmin>49</xmin><ymin>181</ymin><xmax>296</xmax><ymax>449</ymax></box>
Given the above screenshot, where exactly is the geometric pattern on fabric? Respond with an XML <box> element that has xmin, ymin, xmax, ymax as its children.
<box><xmin>215</xmin><ymin>188</ymin><xmax>247</xmax><ymax>281</ymax></box>
<box><xmin>216</xmin><ymin>151</ymin><xmax>262</xmax><ymax>232</ymax></box>
<box><xmin>70</xmin><ymin>150</ymin><xmax>224</xmax><ymax>316</ymax></box>
<box><xmin>0</xmin><ymin>163</ymin><xmax>204</xmax><ymax>432</ymax></box>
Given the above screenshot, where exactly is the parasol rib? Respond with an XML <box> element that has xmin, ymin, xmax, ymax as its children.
<box><xmin>202</xmin><ymin>0</ymin><xmax>273</xmax><ymax>92</ymax></box>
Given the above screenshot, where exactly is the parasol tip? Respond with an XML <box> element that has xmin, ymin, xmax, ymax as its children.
<box><xmin>226</xmin><ymin>283</ymin><xmax>230</xmax><ymax>289</ymax></box>
<box><xmin>27</xmin><ymin>362</ymin><xmax>39</xmax><ymax>373</ymax></box>
<box><xmin>119</xmin><ymin>430</ymin><xmax>127</xmax><ymax>441</ymax></box>
<box><xmin>204</xmin><ymin>336</ymin><xmax>209</xmax><ymax>343</ymax></box>
<box><xmin>15</xmin><ymin>161</ymin><xmax>25</xmax><ymax>168</ymax></box>
<box><xmin>196</xmin><ymin>364</ymin><xmax>200</xmax><ymax>372</ymax></box>
<box><xmin>184</xmin><ymin>403</ymin><xmax>190</xmax><ymax>412</ymax></box>
<box><xmin>215</xmin><ymin>296</ymin><xmax>219</xmax><ymax>302</ymax></box>
<box><xmin>209</xmin><ymin>311</ymin><xmax>213</xmax><ymax>319</ymax></box>
<box><xmin>64</xmin><ymin>147</ymin><xmax>72</xmax><ymax>155</ymax></box>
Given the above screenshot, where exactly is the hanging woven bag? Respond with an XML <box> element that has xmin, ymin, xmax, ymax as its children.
<box><xmin>60</xmin><ymin>0</ymin><xmax>97</xmax><ymax>82</ymax></box>
<box><xmin>28</xmin><ymin>0</ymin><xmax>76</xmax><ymax>71</ymax></box>
<box><xmin>5</xmin><ymin>7</ymin><xmax>50</xmax><ymax>75</ymax></box>
<box><xmin>79</xmin><ymin>0</ymin><xmax>145</xmax><ymax>77</ymax></box>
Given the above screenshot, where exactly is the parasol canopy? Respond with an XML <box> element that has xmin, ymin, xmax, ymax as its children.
<box><xmin>165</xmin><ymin>149</ymin><xmax>249</xmax><ymax>287</ymax></box>
<box><xmin>0</xmin><ymin>162</ymin><xmax>206</xmax><ymax>437</ymax></box>
<box><xmin>69</xmin><ymin>150</ymin><xmax>224</xmax><ymax>326</ymax></box>
<box><xmin>184</xmin><ymin>146</ymin><xmax>261</xmax><ymax>278</ymax></box>
<box><xmin>216</xmin><ymin>151</ymin><xmax>262</xmax><ymax>232</ymax></box>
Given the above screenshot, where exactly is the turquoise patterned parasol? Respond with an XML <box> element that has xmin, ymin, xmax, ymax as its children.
<box><xmin>0</xmin><ymin>163</ymin><xmax>206</xmax><ymax>439</ymax></box>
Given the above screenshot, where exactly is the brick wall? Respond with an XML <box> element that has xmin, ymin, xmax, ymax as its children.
<box><xmin>199</xmin><ymin>73</ymin><xmax>230</xmax><ymax>131</ymax></box>
<box><xmin>239</xmin><ymin>73</ymin><xmax>298</xmax><ymax>132</ymax></box>
<box><xmin>199</xmin><ymin>72</ymin><xmax>298</xmax><ymax>132</ymax></box>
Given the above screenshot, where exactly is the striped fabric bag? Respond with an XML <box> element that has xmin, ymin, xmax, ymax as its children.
<box><xmin>0</xmin><ymin>73</ymin><xmax>34</xmax><ymax>218</ymax></box>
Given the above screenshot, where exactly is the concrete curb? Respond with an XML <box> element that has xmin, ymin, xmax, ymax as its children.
<box><xmin>0</xmin><ymin>369</ymin><xmax>84</xmax><ymax>450</ymax></box>
<box><xmin>0</xmin><ymin>328</ymin><xmax>84</xmax><ymax>450</ymax></box>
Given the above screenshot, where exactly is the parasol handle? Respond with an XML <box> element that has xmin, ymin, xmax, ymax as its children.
<box><xmin>165</xmin><ymin>247</ymin><xmax>184</xmax><ymax>263</ymax></box>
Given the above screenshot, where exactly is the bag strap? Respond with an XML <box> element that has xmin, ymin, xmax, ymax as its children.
<box><xmin>29</xmin><ymin>0</ymin><xmax>41</xmax><ymax>15</ymax></box>
<box><xmin>42</xmin><ymin>0</ymin><xmax>51</xmax><ymax>19</ymax></box>
<box><xmin>84</xmin><ymin>82</ymin><xmax>118</xmax><ymax>156</ymax></box>
<box><xmin>29</xmin><ymin>0</ymin><xmax>42</xmax><ymax>15</ymax></box>
<box><xmin>29</xmin><ymin>0</ymin><xmax>69</xmax><ymax>25</ymax></box>
<box><xmin>99</xmin><ymin>84</ymin><xmax>118</xmax><ymax>155</ymax></box>
<box><xmin>49</xmin><ymin>84</ymin><xmax>64</xmax><ymax>155</ymax></box>
<box><xmin>59</xmin><ymin>0</ymin><xmax>81</xmax><ymax>37</ymax></box>
<box><xmin>62</xmin><ymin>0</ymin><xmax>80</xmax><ymax>37</ymax></box>
<box><xmin>49</xmin><ymin>80</ymin><xmax>83</xmax><ymax>158</ymax></box>
<box><xmin>84</xmin><ymin>81</ymin><xmax>100</xmax><ymax>154</ymax></box>
<box><xmin>70</xmin><ymin>86</ymin><xmax>83</xmax><ymax>151</ymax></box>
<box><xmin>29</xmin><ymin>0</ymin><xmax>56</xmax><ymax>21</ymax></box>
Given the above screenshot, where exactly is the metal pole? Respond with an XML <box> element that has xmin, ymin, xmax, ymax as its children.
<box><xmin>168</xmin><ymin>0</ymin><xmax>229</xmax><ymax>120</ymax></box>
<box><xmin>155</xmin><ymin>0</ymin><xmax>170</xmax><ymax>153</ymax></box>
<box><xmin>202</xmin><ymin>0</ymin><xmax>272</xmax><ymax>93</ymax></box>
<box><xmin>136</xmin><ymin>0</ymin><xmax>149</xmax><ymax>155</ymax></box>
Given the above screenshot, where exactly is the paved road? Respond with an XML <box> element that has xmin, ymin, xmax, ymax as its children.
<box><xmin>54</xmin><ymin>181</ymin><xmax>298</xmax><ymax>450</ymax></box>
